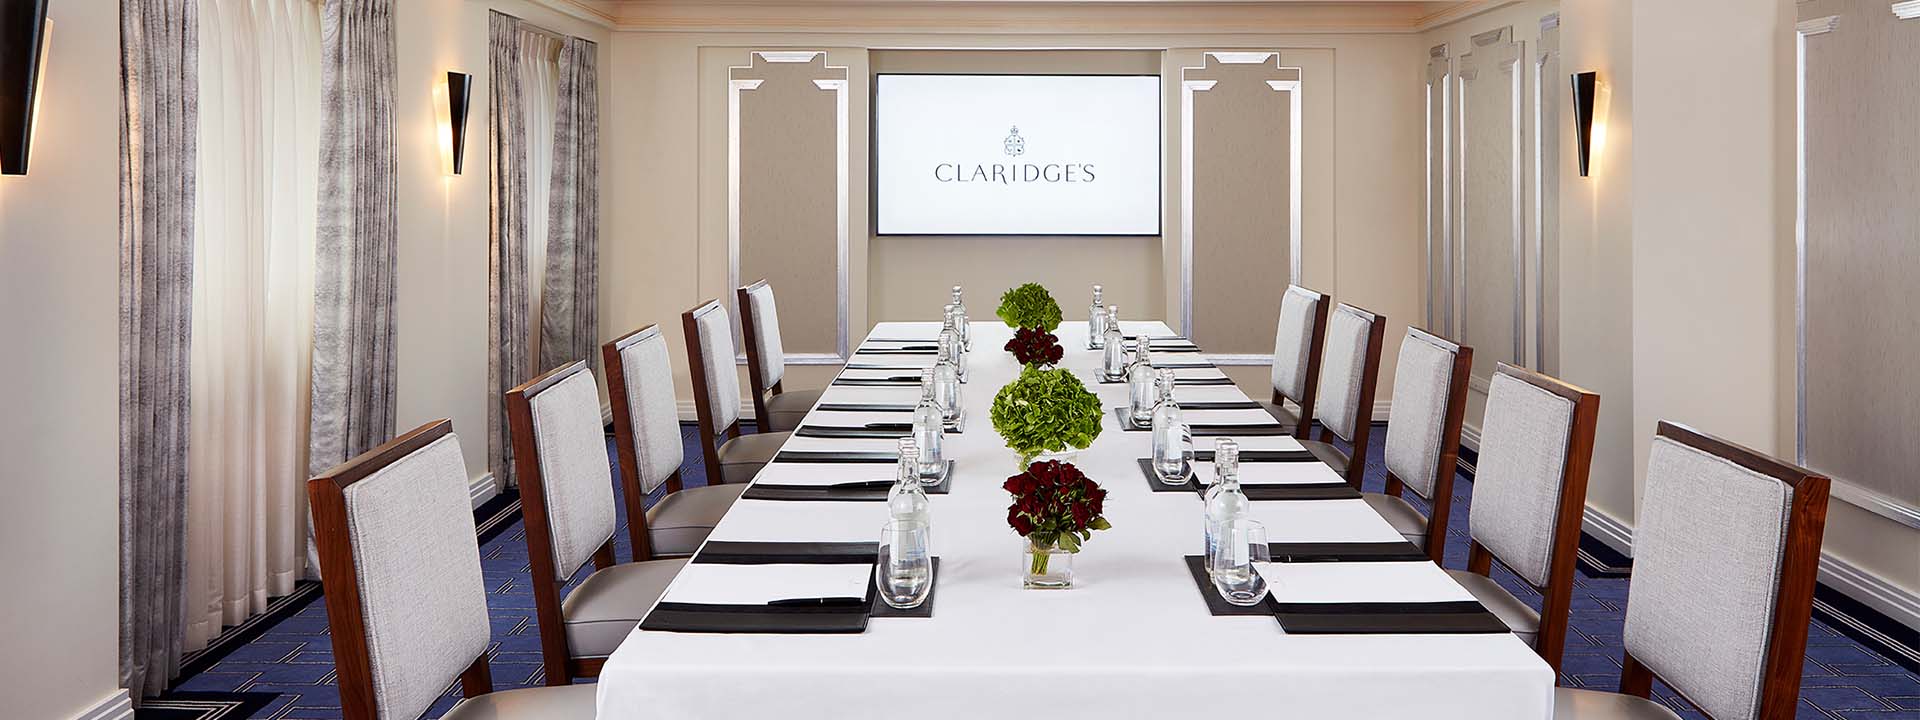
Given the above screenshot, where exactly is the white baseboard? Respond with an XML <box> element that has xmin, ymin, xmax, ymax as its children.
<box><xmin>673</xmin><ymin>399</ymin><xmax>756</xmax><ymax>424</ymax></box>
<box><xmin>468</xmin><ymin>472</ymin><xmax>498</xmax><ymax>509</ymax></box>
<box><xmin>1370</xmin><ymin>400</ymin><xmax>1392</xmax><ymax>423</ymax></box>
<box><xmin>1460</xmin><ymin>420</ymin><xmax>1481</xmax><ymax>452</ymax></box>
<box><xmin>1581</xmin><ymin>504</ymin><xmax>1635</xmax><ymax>557</ymax></box>
<box><xmin>72</xmin><ymin>689</ymin><xmax>132</xmax><ymax>720</ymax></box>
<box><xmin>1819</xmin><ymin>551</ymin><xmax>1920</xmax><ymax>632</ymax></box>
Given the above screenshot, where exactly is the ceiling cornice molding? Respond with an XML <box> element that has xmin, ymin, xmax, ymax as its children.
<box><xmin>600</xmin><ymin>1</ymin><xmax>1478</xmax><ymax>35</ymax></box>
<box><xmin>1411</xmin><ymin>0</ymin><xmax>1519</xmax><ymax>33</ymax></box>
<box><xmin>520</xmin><ymin>0</ymin><xmax>621</xmax><ymax>28</ymax></box>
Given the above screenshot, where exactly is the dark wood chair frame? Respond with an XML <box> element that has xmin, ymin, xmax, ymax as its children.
<box><xmin>1607</xmin><ymin>421</ymin><xmax>1830</xmax><ymax>719</ymax></box>
<box><xmin>1273</xmin><ymin>285</ymin><xmax>1332</xmax><ymax>441</ymax></box>
<box><xmin>504</xmin><ymin>360</ymin><xmax>621</xmax><ymax>686</ymax></box>
<box><xmin>1459</xmin><ymin>362</ymin><xmax>1599</xmax><ymax>677</ymax></box>
<box><xmin>602</xmin><ymin>324</ymin><xmax>687</xmax><ymax>562</ymax></box>
<box><xmin>1378</xmin><ymin>327</ymin><xmax>1474</xmax><ymax>564</ymax></box>
<box><xmin>1311</xmin><ymin>302</ymin><xmax>1386</xmax><ymax>489</ymax></box>
<box><xmin>737</xmin><ymin>279</ymin><xmax>789</xmax><ymax>429</ymax></box>
<box><xmin>308</xmin><ymin>419</ymin><xmax>503</xmax><ymax>720</ymax></box>
<box><xmin>683</xmin><ymin>298</ymin><xmax>751</xmax><ymax>484</ymax></box>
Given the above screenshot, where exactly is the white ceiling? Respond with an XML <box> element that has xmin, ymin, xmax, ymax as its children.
<box><xmin>547</xmin><ymin>0</ymin><xmax>1497</xmax><ymax>33</ymax></box>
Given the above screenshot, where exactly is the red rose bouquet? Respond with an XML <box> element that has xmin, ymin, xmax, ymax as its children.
<box><xmin>1004</xmin><ymin>326</ymin><xmax>1065</xmax><ymax>368</ymax></box>
<box><xmin>1005</xmin><ymin>460</ymin><xmax>1112</xmax><ymax>579</ymax></box>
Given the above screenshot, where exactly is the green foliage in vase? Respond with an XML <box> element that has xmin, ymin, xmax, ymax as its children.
<box><xmin>995</xmin><ymin>282</ymin><xmax>1063</xmax><ymax>332</ymax></box>
<box><xmin>990</xmin><ymin>365</ymin><xmax>1104</xmax><ymax>465</ymax></box>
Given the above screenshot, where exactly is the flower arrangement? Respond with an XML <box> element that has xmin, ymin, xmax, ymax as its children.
<box><xmin>990</xmin><ymin>365</ymin><xmax>1104</xmax><ymax>466</ymax></box>
<box><xmin>1005</xmin><ymin>460</ymin><xmax>1111</xmax><ymax>582</ymax></box>
<box><xmin>995</xmin><ymin>282</ymin><xmax>1063</xmax><ymax>332</ymax></box>
<box><xmin>1004</xmin><ymin>326</ymin><xmax>1064</xmax><ymax>368</ymax></box>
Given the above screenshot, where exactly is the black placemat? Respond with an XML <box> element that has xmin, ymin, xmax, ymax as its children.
<box><xmin>1266</xmin><ymin>541</ymin><xmax>1429</xmax><ymax>563</ymax></box>
<box><xmin>640</xmin><ymin>602</ymin><xmax>872</xmax><ymax>634</ymax></box>
<box><xmin>1183</xmin><ymin>555</ymin><xmax>1273</xmax><ymax>616</ymax></box>
<box><xmin>1242</xmin><ymin>483</ymin><xmax>1362</xmax><ymax>501</ymax></box>
<box><xmin>814</xmin><ymin>403</ymin><xmax>916</xmax><ymax>412</ymax></box>
<box><xmin>1111</xmin><ymin>408</ymin><xmax>1286</xmax><ymax>435</ymax></box>
<box><xmin>1271</xmin><ymin>602</ymin><xmax>1512</xmax><ymax>635</ymax></box>
<box><xmin>1178</xmin><ymin>401</ymin><xmax>1264</xmax><ymax>410</ymax></box>
<box><xmin>1137</xmin><ymin>458</ymin><xmax>1201</xmax><ymax>494</ymax></box>
<box><xmin>693</xmin><ymin>541</ymin><xmax>878</xmax><ymax>565</ymax></box>
<box><xmin>742</xmin><ymin>464</ymin><xmax>954</xmax><ymax>501</ymax></box>
<box><xmin>1193</xmin><ymin>449</ymin><xmax>1318</xmax><ymax>463</ymax></box>
<box><xmin>1097</xmin><ymin>374</ymin><xmax>1233</xmax><ymax>386</ymax></box>
<box><xmin>832</xmin><ymin>377</ymin><xmax>922</xmax><ymax>387</ymax></box>
<box><xmin>854</xmin><ymin>348</ymin><xmax>938</xmax><ymax>356</ymax></box>
<box><xmin>794</xmin><ymin>426</ymin><xmax>910</xmax><ymax>439</ymax></box>
<box><xmin>774</xmin><ymin>451</ymin><xmax>899</xmax><ymax>464</ymax></box>
<box><xmin>869</xmin><ymin>557</ymin><xmax>940</xmax><ymax>618</ymax></box>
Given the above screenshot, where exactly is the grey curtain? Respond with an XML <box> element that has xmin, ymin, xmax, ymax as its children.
<box><xmin>488</xmin><ymin>11</ymin><xmax>533</xmax><ymax>486</ymax></box>
<box><xmin>308</xmin><ymin>0</ymin><xmax>398</xmax><ymax>478</ymax></box>
<box><xmin>538</xmin><ymin>37</ymin><xmax>600</xmax><ymax>374</ymax></box>
<box><xmin>119</xmin><ymin>0</ymin><xmax>198</xmax><ymax>700</ymax></box>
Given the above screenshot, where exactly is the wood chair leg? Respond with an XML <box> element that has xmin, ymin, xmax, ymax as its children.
<box><xmin>1466</xmin><ymin>541</ymin><xmax>1493</xmax><ymax>576</ymax></box>
<box><xmin>459</xmin><ymin>653</ymin><xmax>493</xmax><ymax>698</ymax></box>
<box><xmin>1619</xmin><ymin>652</ymin><xmax>1655</xmax><ymax>698</ymax></box>
<box><xmin>591</xmin><ymin>540</ymin><xmax>616</xmax><ymax>571</ymax></box>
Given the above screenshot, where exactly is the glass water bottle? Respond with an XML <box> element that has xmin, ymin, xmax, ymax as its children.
<box><xmin>932</xmin><ymin>336</ymin><xmax>962</xmax><ymax>422</ymax></box>
<box><xmin>1204</xmin><ymin>438</ymin><xmax>1249</xmax><ymax>576</ymax></box>
<box><xmin>1087</xmin><ymin>285</ymin><xmax>1106</xmax><ymax>350</ymax></box>
<box><xmin>888</xmin><ymin>436</ymin><xmax>932</xmax><ymax>538</ymax></box>
<box><xmin>913</xmin><ymin>369</ymin><xmax>945</xmax><ymax>482</ymax></box>
<box><xmin>942</xmin><ymin>306</ymin><xmax>968</xmax><ymax>381</ymax></box>
<box><xmin>1151</xmin><ymin>369</ymin><xmax>1192</xmax><ymax>485</ymax></box>
<box><xmin>1100</xmin><ymin>306</ymin><xmax>1126</xmax><ymax>378</ymax></box>
<box><xmin>1127</xmin><ymin>340</ymin><xmax>1157</xmax><ymax>423</ymax></box>
<box><xmin>950</xmin><ymin>286</ymin><xmax>970</xmax><ymax>351</ymax></box>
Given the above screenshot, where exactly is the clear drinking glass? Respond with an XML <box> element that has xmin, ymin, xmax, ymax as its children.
<box><xmin>1087</xmin><ymin>285</ymin><xmax>1105</xmax><ymax>350</ymax></box>
<box><xmin>1150</xmin><ymin>369</ymin><xmax>1192</xmax><ymax>485</ymax></box>
<box><xmin>1101</xmin><ymin>306</ymin><xmax>1126</xmax><ymax>378</ymax></box>
<box><xmin>1210</xmin><ymin>520</ymin><xmax>1270</xmax><ymax>606</ymax></box>
<box><xmin>877</xmin><ymin>520</ymin><xmax>933</xmax><ymax>609</ymax></box>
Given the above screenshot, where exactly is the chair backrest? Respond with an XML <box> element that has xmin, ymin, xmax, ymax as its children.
<box><xmin>1313</xmin><ymin>302</ymin><xmax>1385</xmax><ymax>485</ymax></box>
<box><xmin>737</xmin><ymin>279</ymin><xmax>787</xmax><ymax>424</ymax></box>
<box><xmin>506</xmin><ymin>361</ymin><xmax>619</xmax><ymax>582</ymax></box>
<box><xmin>309</xmin><ymin>420</ymin><xmax>493</xmax><ymax>720</ymax></box>
<box><xmin>1464</xmin><ymin>362</ymin><xmax>1599</xmax><ymax>671</ymax></box>
<box><xmin>683</xmin><ymin>299</ymin><xmax>745</xmax><ymax>481</ymax></box>
<box><xmin>1270</xmin><ymin>284</ymin><xmax>1330</xmax><ymax>438</ymax></box>
<box><xmin>603</xmin><ymin>324</ymin><xmax>687</xmax><ymax>559</ymax></box>
<box><xmin>1380</xmin><ymin>328</ymin><xmax>1472</xmax><ymax>560</ymax></box>
<box><xmin>1620</xmin><ymin>421</ymin><xmax>1829</xmax><ymax>720</ymax></box>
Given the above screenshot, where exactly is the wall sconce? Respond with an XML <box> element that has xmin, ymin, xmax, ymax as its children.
<box><xmin>1571</xmin><ymin>71</ymin><xmax>1610</xmax><ymax>178</ymax></box>
<box><xmin>441</xmin><ymin>71</ymin><xmax>472</xmax><ymax>175</ymax></box>
<box><xmin>1</xmin><ymin>0</ymin><xmax>50</xmax><ymax>176</ymax></box>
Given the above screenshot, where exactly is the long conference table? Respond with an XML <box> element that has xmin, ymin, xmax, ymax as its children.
<box><xmin>597</xmin><ymin>320</ymin><xmax>1555</xmax><ymax>718</ymax></box>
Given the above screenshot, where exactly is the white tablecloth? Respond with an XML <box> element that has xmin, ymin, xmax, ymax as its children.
<box><xmin>597</xmin><ymin>321</ymin><xmax>1554</xmax><ymax>719</ymax></box>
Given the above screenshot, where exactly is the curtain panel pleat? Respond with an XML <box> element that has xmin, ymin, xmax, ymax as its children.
<box><xmin>119</xmin><ymin>0</ymin><xmax>199</xmax><ymax>700</ymax></box>
<box><xmin>186</xmin><ymin>0</ymin><xmax>320</xmax><ymax>651</ymax></box>
<box><xmin>488</xmin><ymin>11</ymin><xmax>533</xmax><ymax>486</ymax></box>
<box><xmin>540</xmin><ymin>37</ymin><xmax>600</xmax><ymax>374</ymax></box>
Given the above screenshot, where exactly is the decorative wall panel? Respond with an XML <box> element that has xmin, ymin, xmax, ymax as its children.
<box><xmin>1455</xmin><ymin>27</ymin><xmax>1524</xmax><ymax>384</ymax></box>
<box><xmin>730</xmin><ymin>51</ymin><xmax>848</xmax><ymax>359</ymax></box>
<box><xmin>1425</xmin><ymin>44</ymin><xmax>1453</xmax><ymax>336</ymax></box>
<box><xmin>1180</xmin><ymin>52</ymin><xmax>1300</xmax><ymax>355</ymax></box>
<box><xmin>1534</xmin><ymin>15</ymin><xmax>1560</xmax><ymax>374</ymax></box>
<box><xmin>1797</xmin><ymin>1</ymin><xmax>1920</xmax><ymax>522</ymax></box>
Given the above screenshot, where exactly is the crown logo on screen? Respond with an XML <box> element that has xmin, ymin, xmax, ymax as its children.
<box><xmin>1003</xmin><ymin>126</ymin><xmax>1026</xmax><ymax>157</ymax></box>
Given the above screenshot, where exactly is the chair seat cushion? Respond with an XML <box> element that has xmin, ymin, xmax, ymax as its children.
<box><xmin>1361</xmin><ymin>492</ymin><xmax>1429</xmax><ymax>550</ymax></box>
<box><xmin>762</xmin><ymin>388</ymin><xmax>823</xmax><ymax>433</ymax></box>
<box><xmin>443</xmin><ymin>684</ymin><xmax>599</xmax><ymax>720</ymax></box>
<box><xmin>717</xmin><ymin>431</ymin><xmax>790</xmax><ymax>484</ymax></box>
<box><xmin>1255</xmin><ymin>399</ymin><xmax>1302</xmax><ymax>431</ymax></box>
<box><xmin>646</xmin><ymin>483</ymin><xmax>748</xmax><ymax>557</ymax></box>
<box><xmin>561</xmin><ymin>558</ymin><xmax>688</xmax><ymax>658</ymax></box>
<box><xmin>1552</xmin><ymin>688</ymin><xmax>1683</xmax><ymax>720</ymax></box>
<box><xmin>1300</xmin><ymin>439</ymin><xmax>1351</xmax><ymax>477</ymax></box>
<box><xmin>1445</xmin><ymin>569</ymin><xmax>1542</xmax><ymax>647</ymax></box>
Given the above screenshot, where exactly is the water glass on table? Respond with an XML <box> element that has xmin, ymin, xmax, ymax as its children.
<box><xmin>1211</xmin><ymin>519</ymin><xmax>1270</xmax><ymax>607</ymax></box>
<box><xmin>877</xmin><ymin>520</ymin><xmax>933</xmax><ymax>609</ymax></box>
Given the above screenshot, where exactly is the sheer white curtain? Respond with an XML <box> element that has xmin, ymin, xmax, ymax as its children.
<box><xmin>520</xmin><ymin>28</ymin><xmax>561</xmax><ymax>366</ymax></box>
<box><xmin>186</xmin><ymin>0</ymin><xmax>322</xmax><ymax>652</ymax></box>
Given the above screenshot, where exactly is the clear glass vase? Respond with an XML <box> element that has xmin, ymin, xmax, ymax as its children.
<box><xmin>1023</xmin><ymin>538</ymin><xmax>1074</xmax><ymax>589</ymax></box>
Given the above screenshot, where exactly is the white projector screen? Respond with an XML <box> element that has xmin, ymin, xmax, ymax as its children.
<box><xmin>874</xmin><ymin>74</ymin><xmax>1162</xmax><ymax>236</ymax></box>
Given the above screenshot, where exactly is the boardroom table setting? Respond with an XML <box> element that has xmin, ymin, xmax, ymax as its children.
<box><xmin>596</xmin><ymin>287</ymin><xmax>1556</xmax><ymax>719</ymax></box>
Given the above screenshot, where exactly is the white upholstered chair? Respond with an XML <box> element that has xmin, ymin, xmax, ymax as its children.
<box><xmin>683</xmin><ymin>298</ymin><xmax>791</xmax><ymax>485</ymax></box>
<box><xmin>1360</xmin><ymin>328</ymin><xmax>1472</xmax><ymax>561</ymax></box>
<box><xmin>739</xmin><ymin>279</ymin><xmax>827</xmax><ymax>433</ymax></box>
<box><xmin>1299</xmin><ymin>302</ymin><xmax>1386</xmax><ymax>488</ymax></box>
<box><xmin>603</xmin><ymin>324</ymin><xmax>747</xmax><ymax>560</ymax></box>
<box><xmin>506</xmin><ymin>361</ymin><xmax>690</xmax><ymax>685</ymax></box>
<box><xmin>1260</xmin><ymin>284</ymin><xmax>1330</xmax><ymax>438</ymax></box>
<box><xmin>1449</xmin><ymin>362</ymin><xmax>1598</xmax><ymax>675</ymax></box>
<box><xmin>1554</xmin><ymin>421</ymin><xmax>1829</xmax><ymax>720</ymax></box>
<box><xmin>307</xmin><ymin>419</ymin><xmax>597</xmax><ymax>719</ymax></box>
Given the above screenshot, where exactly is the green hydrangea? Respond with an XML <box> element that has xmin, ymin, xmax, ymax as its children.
<box><xmin>995</xmin><ymin>282</ymin><xmax>1063</xmax><ymax>332</ymax></box>
<box><xmin>991</xmin><ymin>366</ymin><xmax>1104</xmax><ymax>465</ymax></box>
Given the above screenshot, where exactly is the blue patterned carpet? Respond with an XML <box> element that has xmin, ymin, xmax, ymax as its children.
<box><xmin>163</xmin><ymin>423</ymin><xmax>1920</xmax><ymax>719</ymax></box>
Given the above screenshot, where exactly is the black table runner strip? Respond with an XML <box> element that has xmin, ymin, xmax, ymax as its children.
<box><xmin>869</xmin><ymin>557</ymin><xmax>939</xmax><ymax>618</ymax></box>
<box><xmin>1098</xmin><ymin>375</ymin><xmax>1232</xmax><ymax>386</ymax></box>
<box><xmin>1111</xmin><ymin>408</ymin><xmax>1288</xmax><ymax>435</ymax></box>
<box><xmin>1177</xmin><ymin>401</ymin><xmax>1264</xmax><ymax>410</ymax></box>
<box><xmin>854</xmin><ymin>349</ymin><xmax>938</xmax><ymax>355</ymax></box>
<box><xmin>775</xmin><ymin>451</ymin><xmax>899</xmax><ymax>463</ymax></box>
<box><xmin>1194</xmin><ymin>449</ymin><xmax>1318</xmax><ymax>463</ymax></box>
<box><xmin>693</xmin><ymin>541</ymin><xmax>878</xmax><ymax>565</ymax></box>
<box><xmin>1272</xmin><ymin>612</ymin><xmax>1512</xmax><ymax>635</ymax></box>
<box><xmin>1266</xmin><ymin>541</ymin><xmax>1429</xmax><ymax>563</ymax></box>
<box><xmin>1183</xmin><ymin>555</ymin><xmax>1273</xmax><ymax>616</ymax></box>
<box><xmin>742</xmin><ymin>465</ymin><xmax>954</xmax><ymax>501</ymax></box>
<box><xmin>833</xmin><ymin>378</ymin><xmax>921</xmax><ymax>387</ymax></box>
<box><xmin>795</xmin><ymin>426</ymin><xmax>909</xmax><ymax>439</ymax></box>
<box><xmin>641</xmin><ymin>606</ymin><xmax>872</xmax><ymax>634</ymax></box>
<box><xmin>1243</xmin><ymin>484</ymin><xmax>1362</xmax><ymax>501</ymax></box>
<box><xmin>815</xmin><ymin>403</ymin><xmax>917</xmax><ymax>412</ymax></box>
<box><xmin>651</xmin><ymin>601</ymin><xmax>870</xmax><ymax>615</ymax></box>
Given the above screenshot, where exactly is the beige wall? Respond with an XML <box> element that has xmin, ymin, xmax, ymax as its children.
<box><xmin>0</xmin><ymin>0</ymin><xmax>127</xmax><ymax>715</ymax></box>
<box><xmin>392</xmin><ymin>0</ymin><xmax>612</xmax><ymax>493</ymax></box>
<box><xmin>605</xmin><ymin>30</ymin><xmax>1427</xmax><ymax>420</ymax></box>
